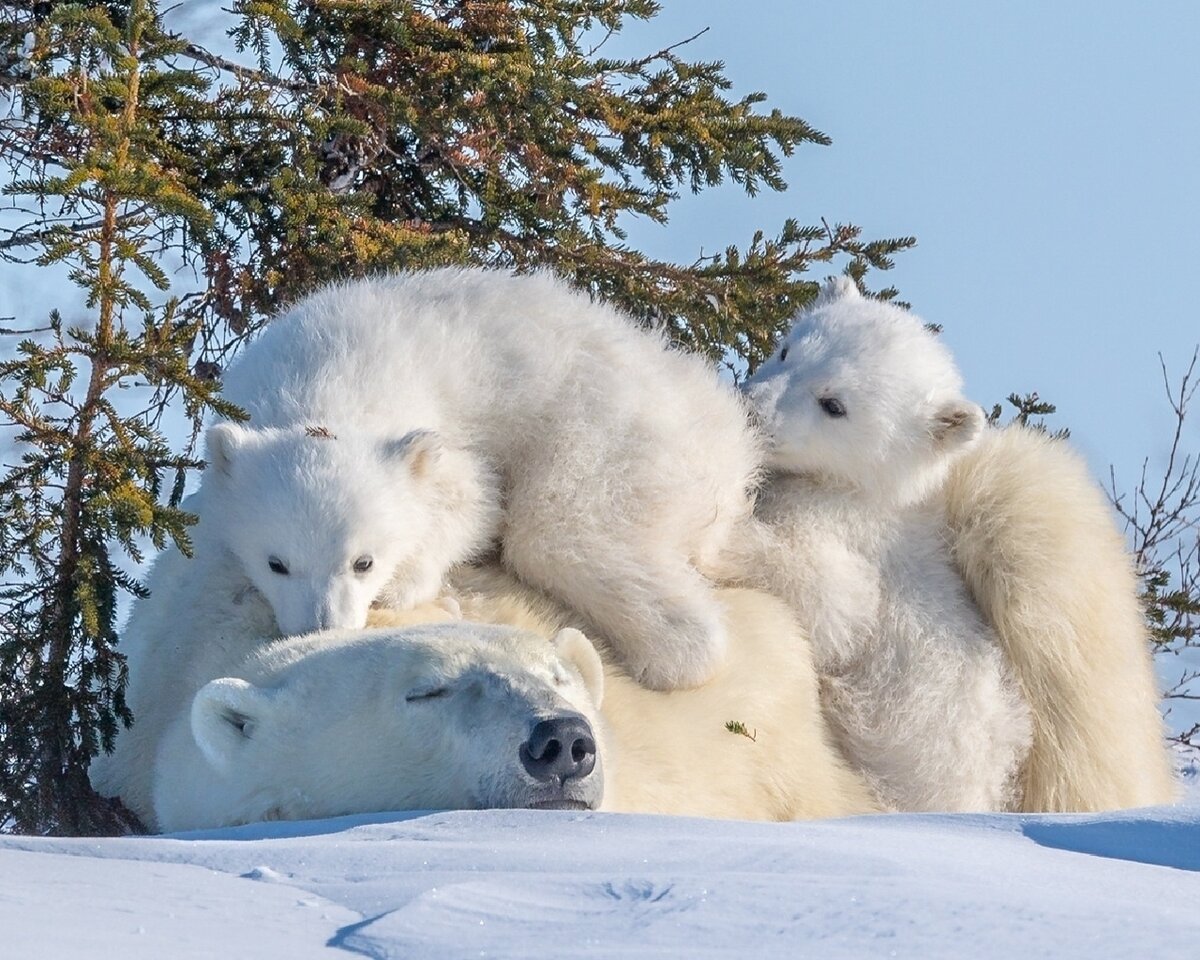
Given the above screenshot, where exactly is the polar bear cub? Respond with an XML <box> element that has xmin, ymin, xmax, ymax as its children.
<box><xmin>740</xmin><ymin>277</ymin><xmax>1032</xmax><ymax>811</ymax></box>
<box><xmin>185</xmin><ymin>268</ymin><xmax>761</xmax><ymax>689</ymax></box>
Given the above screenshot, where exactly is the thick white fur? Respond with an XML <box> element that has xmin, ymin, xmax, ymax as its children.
<box><xmin>434</xmin><ymin>567</ymin><xmax>879</xmax><ymax>820</ymax></box>
<box><xmin>152</xmin><ymin>622</ymin><xmax>608</xmax><ymax>833</ymax></box>
<box><xmin>945</xmin><ymin>425</ymin><xmax>1177</xmax><ymax>810</ymax></box>
<box><xmin>739</xmin><ymin>278</ymin><xmax>1033</xmax><ymax>812</ymax></box>
<box><xmin>97</xmin><ymin>566</ymin><xmax>877</xmax><ymax>830</ymax></box>
<box><xmin>193</xmin><ymin>268</ymin><xmax>761</xmax><ymax>689</ymax></box>
<box><xmin>90</xmin><ymin>527</ymin><xmax>279</xmax><ymax>823</ymax></box>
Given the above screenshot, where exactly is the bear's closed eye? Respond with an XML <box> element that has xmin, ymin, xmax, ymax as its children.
<box><xmin>405</xmin><ymin>687</ymin><xmax>449</xmax><ymax>702</ymax></box>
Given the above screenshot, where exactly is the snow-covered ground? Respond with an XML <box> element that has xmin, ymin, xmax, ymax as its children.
<box><xmin>3</xmin><ymin>767</ymin><xmax>1198</xmax><ymax>959</ymax></box>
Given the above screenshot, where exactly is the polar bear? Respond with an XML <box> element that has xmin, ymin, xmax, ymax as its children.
<box><xmin>153</xmin><ymin>623</ymin><xmax>608</xmax><ymax>832</ymax></box>
<box><xmin>173</xmin><ymin>268</ymin><xmax>761</xmax><ymax>690</ymax></box>
<box><xmin>427</xmin><ymin>569</ymin><xmax>879</xmax><ymax>820</ymax></box>
<box><xmin>944</xmin><ymin>425</ymin><xmax>1178</xmax><ymax>810</ymax></box>
<box><xmin>737</xmin><ymin>277</ymin><xmax>1032</xmax><ymax>811</ymax></box>
<box><xmin>138</xmin><ymin>581</ymin><xmax>877</xmax><ymax>832</ymax></box>
<box><xmin>738</xmin><ymin>276</ymin><xmax>1175</xmax><ymax>812</ymax></box>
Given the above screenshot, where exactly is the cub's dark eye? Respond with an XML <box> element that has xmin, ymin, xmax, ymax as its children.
<box><xmin>405</xmin><ymin>687</ymin><xmax>448</xmax><ymax>703</ymax></box>
<box><xmin>819</xmin><ymin>397</ymin><xmax>847</xmax><ymax>418</ymax></box>
<box><xmin>352</xmin><ymin>556</ymin><xmax>374</xmax><ymax>574</ymax></box>
<box><xmin>267</xmin><ymin>556</ymin><xmax>289</xmax><ymax>575</ymax></box>
<box><xmin>779</xmin><ymin>345</ymin><xmax>789</xmax><ymax>362</ymax></box>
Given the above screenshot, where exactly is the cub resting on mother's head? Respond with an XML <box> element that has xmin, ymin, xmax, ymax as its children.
<box><xmin>188</xmin><ymin>268</ymin><xmax>762</xmax><ymax>690</ymax></box>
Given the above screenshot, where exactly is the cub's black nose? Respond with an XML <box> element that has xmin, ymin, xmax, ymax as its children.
<box><xmin>520</xmin><ymin>715</ymin><xmax>597</xmax><ymax>783</ymax></box>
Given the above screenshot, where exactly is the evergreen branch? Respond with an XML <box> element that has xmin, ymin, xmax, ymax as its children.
<box><xmin>0</xmin><ymin>325</ymin><xmax>53</xmax><ymax>336</ymax></box>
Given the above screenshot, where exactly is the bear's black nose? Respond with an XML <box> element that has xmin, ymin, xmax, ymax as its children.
<box><xmin>520</xmin><ymin>715</ymin><xmax>597</xmax><ymax>783</ymax></box>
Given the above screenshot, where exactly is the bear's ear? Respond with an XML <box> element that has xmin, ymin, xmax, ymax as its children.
<box><xmin>552</xmin><ymin>628</ymin><xmax>605</xmax><ymax>709</ymax></box>
<box><xmin>190</xmin><ymin>677</ymin><xmax>274</xmax><ymax>770</ymax></box>
<box><xmin>205</xmin><ymin>422</ymin><xmax>249</xmax><ymax>476</ymax></box>
<box><xmin>382</xmin><ymin>429</ymin><xmax>444</xmax><ymax>480</ymax></box>
<box><xmin>813</xmin><ymin>275</ymin><xmax>861</xmax><ymax>307</ymax></box>
<box><xmin>930</xmin><ymin>399</ymin><xmax>985</xmax><ymax>453</ymax></box>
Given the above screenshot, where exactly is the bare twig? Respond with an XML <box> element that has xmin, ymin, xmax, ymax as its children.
<box><xmin>629</xmin><ymin>27</ymin><xmax>710</xmax><ymax>70</ymax></box>
<box><xmin>1111</xmin><ymin>346</ymin><xmax>1200</xmax><ymax>754</ymax></box>
<box><xmin>174</xmin><ymin>40</ymin><xmax>313</xmax><ymax>93</ymax></box>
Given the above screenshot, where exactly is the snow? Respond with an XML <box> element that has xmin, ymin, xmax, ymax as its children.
<box><xmin>3</xmin><ymin>778</ymin><xmax>1199</xmax><ymax>959</ymax></box>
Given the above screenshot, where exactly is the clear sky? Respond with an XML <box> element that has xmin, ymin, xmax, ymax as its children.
<box><xmin>609</xmin><ymin>0</ymin><xmax>1199</xmax><ymax>491</ymax></box>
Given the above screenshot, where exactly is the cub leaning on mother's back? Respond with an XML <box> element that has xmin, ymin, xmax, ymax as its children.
<box><xmin>179</xmin><ymin>269</ymin><xmax>762</xmax><ymax>689</ymax></box>
<box><xmin>738</xmin><ymin>277</ymin><xmax>1032</xmax><ymax>813</ymax></box>
<box><xmin>737</xmin><ymin>276</ymin><xmax>1175</xmax><ymax>813</ymax></box>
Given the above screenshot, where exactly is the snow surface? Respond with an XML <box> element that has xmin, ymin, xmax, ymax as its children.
<box><xmin>3</xmin><ymin>773</ymin><xmax>1199</xmax><ymax>959</ymax></box>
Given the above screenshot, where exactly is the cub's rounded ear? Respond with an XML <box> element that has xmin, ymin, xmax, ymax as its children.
<box><xmin>205</xmin><ymin>422</ymin><xmax>250</xmax><ymax>476</ymax></box>
<box><xmin>382</xmin><ymin>429</ymin><xmax>444</xmax><ymax>480</ymax></box>
<box><xmin>931</xmin><ymin>399</ymin><xmax>985</xmax><ymax>452</ymax></box>
<box><xmin>190</xmin><ymin>677</ymin><xmax>273</xmax><ymax>770</ymax></box>
<box><xmin>552</xmin><ymin>628</ymin><xmax>605</xmax><ymax>709</ymax></box>
<box><xmin>813</xmin><ymin>274</ymin><xmax>861</xmax><ymax>307</ymax></box>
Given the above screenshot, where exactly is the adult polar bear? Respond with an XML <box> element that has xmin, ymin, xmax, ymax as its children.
<box><xmin>198</xmin><ymin>268</ymin><xmax>760</xmax><ymax>690</ymax></box>
<box><xmin>119</xmin><ymin>584</ymin><xmax>880</xmax><ymax>832</ymax></box>
<box><xmin>135</xmin><ymin>516</ymin><xmax>1169</xmax><ymax>833</ymax></box>
<box><xmin>944</xmin><ymin>425</ymin><xmax>1177</xmax><ymax>811</ymax></box>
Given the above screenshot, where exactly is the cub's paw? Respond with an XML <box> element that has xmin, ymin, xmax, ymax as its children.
<box><xmin>377</xmin><ymin>562</ymin><xmax>446</xmax><ymax>612</ymax></box>
<box><xmin>367</xmin><ymin>595</ymin><xmax>460</xmax><ymax>629</ymax></box>
<box><xmin>435</xmin><ymin>595</ymin><xmax>463</xmax><ymax>619</ymax></box>
<box><xmin>620</xmin><ymin>611</ymin><xmax>728</xmax><ymax>691</ymax></box>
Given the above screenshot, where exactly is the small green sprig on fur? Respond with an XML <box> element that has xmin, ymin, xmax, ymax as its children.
<box><xmin>724</xmin><ymin>720</ymin><xmax>757</xmax><ymax>742</ymax></box>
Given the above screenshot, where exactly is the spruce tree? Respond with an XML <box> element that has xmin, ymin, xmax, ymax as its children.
<box><xmin>1</xmin><ymin>0</ymin><xmax>913</xmax><ymax>833</ymax></box>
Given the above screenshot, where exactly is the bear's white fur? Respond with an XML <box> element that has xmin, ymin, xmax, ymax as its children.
<box><xmin>153</xmin><ymin>622</ymin><xmax>608</xmax><ymax>832</ymax></box>
<box><xmin>184</xmin><ymin>268</ymin><xmax>761</xmax><ymax>689</ymax></box>
<box><xmin>433</xmin><ymin>568</ymin><xmax>879</xmax><ymax>821</ymax></box>
<box><xmin>120</xmin><ymin>573</ymin><xmax>877</xmax><ymax>832</ymax></box>
<box><xmin>944</xmin><ymin>425</ymin><xmax>1178</xmax><ymax>810</ymax></box>
<box><xmin>738</xmin><ymin>277</ymin><xmax>1034</xmax><ymax>812</ymax></box>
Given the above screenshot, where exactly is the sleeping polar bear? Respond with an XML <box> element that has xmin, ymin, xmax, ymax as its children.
<box><xmin>135</xmin><ymin>581</ymin><xmax>879</xmax><ymax>833</ymax></box>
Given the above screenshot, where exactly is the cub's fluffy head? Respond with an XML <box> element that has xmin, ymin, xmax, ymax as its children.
<box><xmin>203</xmin><ymin>423</ymin><xmax>498</xmax><ymax>636</ymax></box>
<box><xmin>744</xmin><ymin>277</ymin><xmax>984</xmax><ymax>505</ymax></box>
<box><xmin>154</xmin><ymin>623</ymin><xmax>607</xmax><ymax>831</ymax></box>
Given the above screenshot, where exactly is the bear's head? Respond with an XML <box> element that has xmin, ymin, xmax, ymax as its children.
<box><xmin>744</xmin><ymin>276</ymin><xmax>984</xmax><ymax>506</ymax></box>
<box><xmin>152</xmin><ymin>622</ymin><xmax>607</xmax><ymax>832</ymax></box>
<box><xmin>203</xmin><ymin>423</ymin><xmax>499</xmax><ymax>636</ymax></box>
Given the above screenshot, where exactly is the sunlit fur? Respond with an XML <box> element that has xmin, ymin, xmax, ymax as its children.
<box><xmin>97</xmin><ymin>568</ymin><xmax>878</xmax><ymax>830</ymax></box>
<box><xmin>403</xmin><ymin>567</ymin><xmax>880</xmax><ymax>821</ymax></box>
<box><xmin>738</xmin><ymin>278</ymin><xmax>1032</xmax><ymax>812</ymax></box>
<box><xmin>745</xmin><ymin>276</ymin><xmax>983</xmax><ymax>508</ymax></box>
<box><xmin>152</xmin><ymin>623</ymin><xmax>606</xmax><ymax>833</ymax></box>
<box><xmin>945</xmin><ymin>425</ymin><xmax>1177</xmax><ymax>810</ymax></box>
<box><xmin>199</xmin><ymin>268</ymin><xmax>761</xmax><ymax>689</ymax></box>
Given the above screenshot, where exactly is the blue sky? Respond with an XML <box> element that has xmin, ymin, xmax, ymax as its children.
<box><xmin>610</xmin><ymin>0</ymin><xmax>1199</xmax><ymax>491</ymax></box>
